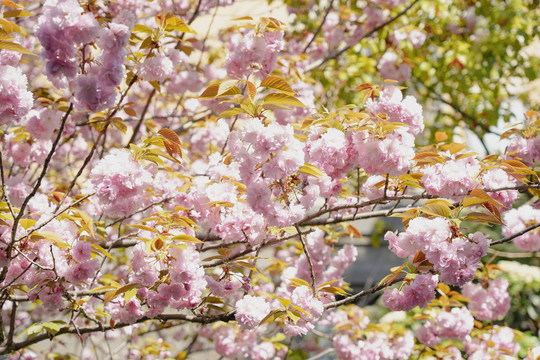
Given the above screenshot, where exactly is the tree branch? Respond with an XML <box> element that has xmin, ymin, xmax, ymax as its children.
<box><xmin>307</xmin><ymin>0</ymin><xmax>420</xmax><ymax>72</ymax></box>
<box><xmin>324</xmin><ymin>274</ymin><xmax>405</xmax><ymax>309</ymax></box>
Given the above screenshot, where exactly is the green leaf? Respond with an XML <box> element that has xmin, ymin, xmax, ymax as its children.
<box><xmin>420</xmin><ymin>202</ymin><xmax>451</xmax><ymax>218</ymax></box>
<box><xmin>2</xmin><ymin>0</ymin><xmax>23</xmax><ymax>8</ymax></box>
<box><xmin>278</xmin><ymin>298</ymin><xmax>292</xmax><ymax>308</ymax></box>
<box><xmin>91</xmin><ymin>244</ymin><xmax>116</xmax><ymax>261</ymax></box>
<box><xmin>263</xmin><ymin>93</ymin><xmax>306</xmax><ymax>108</ymax></box>
<box><xmin>19</xmin><ymin>218</ymin><xmax>36</xmax><ymax>229</ymax></box>
<box><xmin>18</xmin><ymin>323</ymin><xmax>43</xmax><ymax>339</ymax></box>
<box><xmin>260</xmin><ymin>76</ymin><xmax>296</xmax><ymax>96</ymax></box>
<box><xmin>291</xmin><ymin>305</ymin><xmax>312</xmax><ymax>318</ymax></box>
<box><xmin>287</xmin><ymin>310</ymin><xmax>301</xmax><ymax>324</ymax></box>
<box><xmin>42</xmin><ymin>322</ymin><xmax>61</xmax><ymax>336</ymax></box>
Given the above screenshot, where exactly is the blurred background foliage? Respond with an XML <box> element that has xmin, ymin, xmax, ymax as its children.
<box><xmin>283</xmin><ymin>0</ymin><xmax>540</xmax><ymax>147</ymax></box>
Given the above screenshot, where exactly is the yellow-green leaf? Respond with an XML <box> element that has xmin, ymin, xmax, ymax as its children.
<box><xmin>2</xmin><ymin>0</ymin><xmax>22</xmax><ymax>8</ymax></box>
<box><xmin>3</xmin><ymin>9</ymin><xmax>32</xmax><ymax>17</ymax></box>
<box><xmin>298</xmin><ymin>163</ymin><xmax>325</xmax><ymax>178</ymax></box>
<box><xmin>278</xmin><ymin>298</ymin><xmax>291</xmax><ymax>308</ymax></box>
<box><xmin>288</xmin><ymin>278</ymin><xmax>311</xmax><ymax>288</ymax></box>
<box><xmin>199</xmin><ymin>80</ymin><xmax>241</xmax><ymax>99</ymax></box>
<box><xmin>263</xmin><ymin>93</ymin><xmax>305</xmax><ymax>107</ymax></box>
<box><xmin>171</xmin><ymin>234</ymin><xmax>203</xmax><ymax>243</ymax></box>
<box><xmin>132</xmin><ymin>24</ymin><xmax>153</xmax><ymax>34</ymax></box>
<box><xmin>0</xmin><ymin>40</ymin><xmax>36</xmax><ymax>56</ymax></box>
<box><xmin>260</xmin><ymin>76</ymin><xmax>295</xmax><ymax>96</ymax></box>
<box><xmin>165</xmin><ymin>16</ymin><xmax>197</xmax><ymax>34</ymax></box>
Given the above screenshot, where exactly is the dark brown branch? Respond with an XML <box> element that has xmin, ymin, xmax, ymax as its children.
<box><xmin>295</xmin><ymin>224</ymin><xmax>317</xmax><ymax>294</ymax></box>
<box><xmin>56</xmin><ymin>75</ymin><xmax>140</xmax><ymax>212</ymax></box>
<box><xmin>299</xmin><ymin>194</ymin><xmax>435</xmax><ymax>225</ymax></box>
<box><xmin>324</xmin><ymin>274</ymin><xmax>405</xmax><ymax>309</ymax></box>
<box><xmin>491</xmin><ymin>222</ymin><xmax>540</xmax><ymax>246</ymax></box>
<box><xmin>126</xmin><ymin>88</ymin><xmax>156</xmax><ymax>146</ymax></box>
<box><xmin>302</xmin><ymin>0</ymin><xmax>335</xmax><ymax>53</ymax></box>
<box><xmin>202</xmin><ymin>229</ymin><xmax>314</xmax><ymax>269</ymax></box>
<box><xmin>0</xmin><ymin>311</ymin><xmax>234</xmax><ymax>355</ymax></box>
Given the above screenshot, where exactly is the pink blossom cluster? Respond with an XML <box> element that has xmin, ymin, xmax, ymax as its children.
<box><xmin>386</xmin><ymin>217</ymin><xmax>490</xmax><ymax>286</ymax></box>
<box><xmin>138</xmin><ymin>48</ymin><xmax>182</xmax><ymax>83</ymax></box>
<box><xmin>378</xmin><ymin>51</ymin><xmax>412</xmax><ymax>83</ymax></box>
<box><xmin>278</xmin><ymin>229</ymin><xmax>357</xmax><ymax>301</ymax></box>
<box><xmin>351</xmin><ymin>127</ymin><xmax>415</xmax><ymax>176</ymax></box>
<box><xmin>176</xmin><ymin>174</ymin><xmax>267</xmax><ymax>245</ymax></box>
<box><xmin>35</xmin><ymin>0</ymin><xmax>99</xmax><ymax>88</ymax></box>
<box><xmin>479</xmin><ymin>168</ymin><xmax>519</xmax><ymax>208</ymax></box>
<box><xmin>420</xmin><ymin>155</ymin><xmax>481</xmax><ymax>200</ymax></box>
<box><xmin>506</xmin><ymin>133</ymin><xmax>540</xmax><ymax>166</ymax></box>
<box><xmin>366</xmin><ymin>86</ymin><xmax>424</xmax><ymax>135</ymax></box>
<box><xmin>0</xmin><ymin>65</ymin><xmax>33</xmax><ymax>125</ymax></box>
<box><xmin>283</xmin><ymin>285</ymin><xmax>324</xmax><ymax>336</ymax></box>
<box><xmin>235</xmin><ymin>295</ymin><xmax>271</xmax><ymax>330</ymax></box>
<box><xmin>226</xmin><ymin>29</ymin><xmax>284</xmax><ymax>78</ymax></box>
<box><xmin>462</xmin><ymin>277</ymin><xmax>511</xmax><ymax>321</ymax></box>
<box><xmin>90</xmin><ymin>149</ymin><xmax>154</xmax><ymax>218</ymax></box>
<box><xmin>1</xmin><ymin>220</ymin><xmax>101</xmax><ymax>312</ymax></box>
<box><xmin>305</xmin><ymin>127</ymin><xmax>356</xmax><ymax>179</ymax></box>
<box><xmin>415</xmin><ymin>307</ymin><xmax>474</xmax><ymax>347</ymax></box>
<box><xmin>229</xmin><ymin>118</ymin><xmax>306</xmax><ymax>226</ymax></box>
<box><xmin>464</xmin><ymin>326</ymin><xmax>520</xmax><ymax>359</ymax></box>
<box><xmin>130</xmin><ymin>242</ymin><xmax>207</xmax><ymax>312</ymax></box>
<box><xmin>502</xmin><ymin>204</ymin><xmax>540</xmax><ymax>251</ymax></box>
<box><xmin>333</xmin><ymin>330</ymin><xmax>414</xmax><ymax>360</ymax></box>
<box><xmin>200</xmin><ymin>325</ymin><xmax>277</xmax><ymax>360</ymax></box>
<box><xmin>381</xmin><ymin>274</ymin><xmax>439</xmax><ymax>311</ymax></box>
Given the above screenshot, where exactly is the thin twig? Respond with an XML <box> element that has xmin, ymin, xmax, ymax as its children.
<box><xmin>307</xmin><ymin>0</ymin><xmax>420</xmax><ymax>71</ymax></box>
<box><xmin>295</xmin><ymin>224</ymin><xmax>317</xmax><ymax>294</ymax></box>
<box><xmin>127</xmin><ymin>88</ymin><xmax>156</xmax><ymax>146</ymax></box>
<box><xmin>302</xmin><ymin>0</ymin><xmax>335</xmax><ymax>53</ymax></box>
<box><xmin>491</xmin><ymin>222</ymin><xmax>540</xmax><ymax>246</ymax></box>
<box><xmin>0</xmin><ymin>311</ymin><xmax>235</xmax><ymax>354</ymax></box>
<box><xmin>324</xmin><ymin>274</ymin><xmax>406</xmax><ymax>309</ymax></box>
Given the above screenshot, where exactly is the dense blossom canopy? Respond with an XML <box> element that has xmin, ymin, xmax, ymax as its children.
<box><xmin>0</xmin><ymin>0</ymin><xmax>539</xmax><ymax>359</ymax></box>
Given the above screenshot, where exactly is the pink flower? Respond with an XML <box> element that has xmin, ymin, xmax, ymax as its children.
<box><xmin>415</xmin><ymin>307</ymin><xmax>474</xmax><ymax>347</ymax></box>
<box><xmin>226</xmin><ymin>29</ymin><xmax>284</xmax><ymax>78</ymax></box>
<box><xmin>25</xmin><ymin>109</ymin><xmax>61</xmax><ymax>140</ymax></box>
<box><xmin>378</xmin><ymin>52</ymin><xmax>411</xmax><ymax>83</ymax></box>
<box><xmin>90</xmin><ymin>149</ymin><xmax>154</xmax><ymax>218</ymax></box>
<box><xmin>72</xmin><ymin>241</ymin><xmax>92</xmax><ymax>262</ymax></box>
<box><xmin>352</xmin><ymin>128</ymin><xmax>415</xmax><ymax>176</ymax></box>
<box><xmin>480</xmin><ymin>168</ymin><xmax>518</xmax><ymax>208</ymax></box>
<box><xmin>0</xmin><ymin>65</ymin><xmax>33</xmax><ymax>125</ymax></box>
<box><xmin>235</xmin><ymin>295</ymin><xmax>271</xmax><ymax>330</ymax></box>
<box><xmin>366</xmin><ymin>86</ymin><xmax>424</xmax><ymax>135</ymax></box>
<box><xmin>73</xmin><ymin>74</ymin><xmax>118</xmax><ymax>112</ymax></box>
<box><xmin>138</xmin><ymin>55</ymin><xmax>174</xmax><ymax>82</ymax></box>
<box><xmin>420</xmin><ymin>155</ymin><xmax>480</xmax><ymax>200</ymax></box>
<box><xmin>502</xmin><ymin>205</ymin><xmax>540</xmax><ymax>251</ymax></box>
<box><xmin>284</xmin><ymin>285</ymin><xmax>324</xmax><ymax>336</ymax></box>
<box><xmin>382</xmin><ymin>274</ymin><xmax>439</xmax><ymax>311</ymax></box>
<box><xmin>462</xmin><ymin>278</ymin><xmax>511</xmax><ymax>321</ymax></box>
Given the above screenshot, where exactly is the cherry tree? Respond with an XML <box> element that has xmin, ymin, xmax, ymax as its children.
<box><xmin>0</xmin><ymin>0</ymin><xmax>539</xmax><ymax>359</ymax></box>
